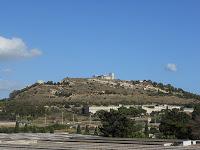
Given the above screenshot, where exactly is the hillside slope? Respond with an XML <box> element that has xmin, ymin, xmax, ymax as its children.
<box><xmin>8</xmin><ymin>78</ymin><xmax>200</xmax><ymax>105</ymax></box>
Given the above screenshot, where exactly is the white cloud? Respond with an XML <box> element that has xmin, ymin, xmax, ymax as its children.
<box><xmin>0</xmin><ymin>36</ymin><xmax>42</xmax><ymax>60</ymax></box>
<box><xmin>0</xmin><ymin>68</ymin><xmax>12</xmax><ymax>74</ymax></box>
<box><xmin>165</xmin><ymin>63</ymin><xmax>177</xmax><ymax>72</ymax></box>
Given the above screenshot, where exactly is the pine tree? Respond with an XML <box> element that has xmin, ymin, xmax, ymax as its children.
<box><xmin>14</xmin><ymin>121</ymin><xmax>19</xmax><ymax>133</ymax></box>
<box><xmin>76</xmin><ymin>124</ymin><xmax>81</xmax><ymax>134</ymax></box>
<box><xmin>24</xmin><ymin>124</ymin><xmax>28</xmax><ymax>133</ymax></box>
<box><xmin>144</xmin><ymin>122</ymin><xmax>149</xmax><ymax>137</ymax></box>
<box><xmin>49</xmin><ymin>127</ymin><xmax>54</xmax><ymax>134</ymax></box>
<box><xmin>32</xmin><ymin>126</ymin><xmax>37</xmax><ymax>133</ymax></box>
<box><xmin>94</xmin><ymin>127</ymin><xmax>98</xmax><ymax>135</ymax></box>
<box><xmin>84</xmin><ymin>125</ymin><xmax>90</xmax><ymax>135</ymax></box>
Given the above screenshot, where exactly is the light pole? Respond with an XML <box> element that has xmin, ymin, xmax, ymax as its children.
<box><xmin>61</xmin><ymin>111</ymin><xmax>64</xmax><ymax>125</ymax></box>
<box><xmin>89</xmin><ymin>113</ymin><xmax>92</xmax><ymax>125</ymax></box>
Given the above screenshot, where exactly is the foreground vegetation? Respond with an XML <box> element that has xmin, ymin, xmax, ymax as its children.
<box><xmin>0</xmin><ymin>104</ymin><xmax>200</xmax><ymax>140</ymax></box>
<box><xmin>97</xmin><ymin>109</ymin><xmax>146</xmax><ymax>138</ymax></box>
<box><xmin>83</xmin><ymin>105</ymin><xmax>200</xmax><ymax>139</ymax></box>
<box><xmin>0</xmin><ymin>123</ymin><xmax>68</xmax><ymax>134</ymax></box>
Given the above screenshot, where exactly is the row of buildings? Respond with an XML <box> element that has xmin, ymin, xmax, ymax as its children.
<box><xmin>83</xmin><ymin>104</ymin><xmax>194</xmax><ymax>115</ymax></box>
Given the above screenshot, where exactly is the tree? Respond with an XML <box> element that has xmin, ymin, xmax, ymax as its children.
<box><xmin>24</xmin><ymin>124</ymin><xmax>29</xmax><ymax>133</ymax></box>
<box><xmin>188</xmin><ymin>105</ymin><xmax>200</xmax><ymax>139</ymax></box>
<box><xmin>159</xmin><ymin>109</ymin><xmax>191</xmax><ymax>139</ymax></box>
<box><xmin>46</xmin><ymin>81</ymin><xmax>53</xmax><ymax>85</ymax></box>
<box><xmin>49</xmin><ymin>127</ymin><xmax>54</xmax><ymax>134</ymax></box>
<box><xmin>118</xmin><ymin>106</ymin><xmax>146</xmax><ymax>117</ymax></box>
<box><xmin>149</xmin><ymin>127</ymin><xmax>159</xmax><ymax>134</ymax></box>
<box><xmin>84</xmin><ymin>125</ymin><xmax>90</xmax><ymax>135</ymax></box>
<box><xmin>192</xmin><ymin>105</ymin><xmax>200</xmax><ymax>119</ymax></box>
<box><xmin>98</xmin><ymin>110</ymin><xmax>141</xmax><ymax>138</ymax></box>
<box><xmin>144</xmin><ymin>122</ymin><xmax>149</xmax><ymax>137</ymax></box>
<box><xmin>14</xmin><ymin>121</ymin><xmax>19</xmax><ymax>133</ymax></box>
<box><xmin>32</xmin><ymin>126</ymin><xmax>37</xmax><ymax>133</ymax></box>
<box><xmin>94</xmin><ymin>127</ymin><xmax>98</xmax><ymax>135</ymax></box>
<box><xmin>40</xmin><ymin>127</ymin><xmax>47</xmax><ymax>133</ymax></box>
<box><xmin>157</xmin><ymin>83</ymin><xmax>164</xmax><ymax>89</ymax></box>
<box><xmin>76</xmin><ymin>124</ymin><xmax>81</xmax><ymax>134</ymax></box>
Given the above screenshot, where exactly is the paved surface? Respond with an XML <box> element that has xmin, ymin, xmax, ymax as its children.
<box><xmin>0</xmin><ymin>133</ymin><xmax>199</xmax><ymax>150</ymax></box>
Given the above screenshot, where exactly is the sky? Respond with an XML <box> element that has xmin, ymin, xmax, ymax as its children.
<box><xmin>0</xmin><ymin>0</ymin><xmax>200</xmax><ymax>98</ymax></box>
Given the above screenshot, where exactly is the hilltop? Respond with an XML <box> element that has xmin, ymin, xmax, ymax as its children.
<box><xmin>7</xmin><ymin>77</ymin><xmax>200</xmax><ymax>106</ymax></box>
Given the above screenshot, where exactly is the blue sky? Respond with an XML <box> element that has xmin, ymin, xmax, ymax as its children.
<box><xmin>0</xmin><ymin>0</ymin><xmax>200</xmax><ymax>98</ymax></box>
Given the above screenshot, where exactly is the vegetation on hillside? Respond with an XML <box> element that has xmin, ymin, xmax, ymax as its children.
<box><xmin>3</xmin><ymin>78</ymin><xmax>199</xmax><ymax>109</ymax></box>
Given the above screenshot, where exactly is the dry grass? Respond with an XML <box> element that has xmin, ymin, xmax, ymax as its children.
<box><xmin>11</xmin><ymin>78</ymin><xmax>199</xmax><ymax>106</ymax></box>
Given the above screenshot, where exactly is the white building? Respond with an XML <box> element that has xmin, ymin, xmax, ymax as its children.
<box><xmin>142</xmin><ymin>105</ymin><xmax>181</xmax><ymax>114</ymax></box>
<box><xmin>89</xmin><ymin>105</ymin><xmax>120</xmax><ymax>114</ymax></box>
<box><xmin>183</xmin><ymin>108</ymin><xmax>194</xmax><ymax>113</ymax></box>
<box><xmin>88</xmin><ymin>104</ymin><xmax>182</xmax><ymax>114</ymax></box>
<box><xmin>93</xmin><ymin>73</ymin><xmax>115</xmax><ymax>80</ymax></box>
<box><xmin>37</xmin><ymin>80</ymin><xmax>45</xmax><ymax>84</ymax></box>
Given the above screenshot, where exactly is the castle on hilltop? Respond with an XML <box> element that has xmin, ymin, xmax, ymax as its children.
<box><xmin>93</xmin><ymin>73</ymin><xmax>115</xmax><ymax>80</ymax></box>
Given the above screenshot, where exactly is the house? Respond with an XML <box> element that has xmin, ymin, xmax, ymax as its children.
<box><xmin>37</xmin><ymin>80</ymin><xmax>45</xmax><ymax>84</ymax></box>
<box><xmin>88</xmin><ymin>105</ymin><xmax>120</xmax><ymax>114</ymax></box>
<box><xmin>93</xmin><ymin>73</ymin><xmax>115</xmax><ymax>80</ymax></box>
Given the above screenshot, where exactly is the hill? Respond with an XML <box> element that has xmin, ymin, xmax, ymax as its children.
<box><xmin>7</xmin><ymin>77</ymin><xmax>200</xmax><ymax>106</ymax></box>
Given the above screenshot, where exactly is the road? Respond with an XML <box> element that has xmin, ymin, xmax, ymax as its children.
<box><xmin>0</xmin><ymin>133</ymin><xmax>199</xmax><ymax>150</ymax></box>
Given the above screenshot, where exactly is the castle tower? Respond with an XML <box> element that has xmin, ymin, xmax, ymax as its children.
<box><xmin>109</xmin><ymin>73</ymin><xmax>115</xmax><ymax>80</ymax></box>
